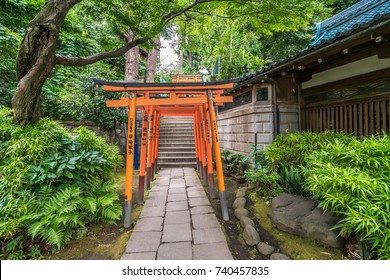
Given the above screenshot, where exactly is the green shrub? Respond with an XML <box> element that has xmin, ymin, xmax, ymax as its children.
<box><xmin>0</xmin><ymin>107</ymin><xmax>122</xmax><ymax>259</ymax></box>
<box><xmin>263</xmin><ymin>131</ymin><xmax>354</xmax><ymax>195</ymax></box>
<box><xmin>244</xmin><ymin>168</ymin><xmax>282</xmax><ymax>199</ymax></box>
<box><xmin>265</xmin><ymin>131</ymin><xmax>354</xmax><ymax>170</ymax></box>
<box><xmin>305</xmin><ymin>135</ymin><xmax>390</xmax><ymax>259</ymax></box>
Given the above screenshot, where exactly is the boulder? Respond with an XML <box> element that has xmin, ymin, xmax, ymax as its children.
<box><xmin>238</xmin><ymin>187</ymin><xmax>248</xmax><ymax>193</ymax></box>
<box><xmin>257</xmin><ymin>242</ymin><xmax>275</xmax><ymax>255</ymax></box>
<box><xmin>236</xmin><ymin>187</ymin><xmax>247</xmax><ymax>198</ymax></box>
<box><xmin>270</xmin><ymin>253</ymin><xmax>290</xmax><ymax>260</ymax></box>
<box><xmin>243</xmin><ymin>225</ymin><xmax>260</xmax><ymax>246</ymax></box>
<box><xmin>236</xmin><ymin>191</ymin><xmax>246</xmax><ymax>198</ymax></box>
<box><xmin>233</xmin><ymin>198</ymin><xmax>246</xmax><ymax>209</ymax></box>
<box><xmin>268</xmin><ymin>193</ymin><xmax>345</xmax><ymax>249</ymax></box>
<box><xmin>240</xmin><ymin>216</ymin><xmax>255</xmax><ymax>228</ymax></box>
<box><xmin>234</xmin><ymin>208</ymin><xmax>249</xmax><ymax>220</ymax></box>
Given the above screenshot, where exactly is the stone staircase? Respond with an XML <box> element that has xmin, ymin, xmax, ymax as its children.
<box><xmin>158</xmin><ymin>116</ymin><xmax>197</xmax><ymax>168</ymax></box>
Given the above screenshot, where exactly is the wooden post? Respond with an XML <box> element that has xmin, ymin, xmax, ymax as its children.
<box><xmin>138</xmin><ymin>108</ymin><xmax>148</xmax><ymax>205</ymax></box>
<box><xmin>203</xmin><ymin>104</ymin><xmax>215</xmax><ymax>197</ymax></box>
<box><xmin>150</xmin><ymin>110</ymin><xmax>158</xmax><ymax>180</ymax></box>
<box><xmin>199</xmin><ymin>105</ymin><xmax>208</xmax><ymax>186</ymax></box>
<box><xmin>207</xmin><ymin>89</ymin><xmax>229</xmax><ymax>221</ymax></box>
<box><xmin>146</xmin><ymin>106</ymin><xmax>154</xmax><ymax>190</ymax></box>
<box><xmin>194</xmin><ymin>113</ymin><xmax>201</xmax><ymax>173</ymax></box>
<box><xmin>153</xmin><ymin>113</ymin><xmax>160</xmax><ymax>176</ymax></box>
<box><xmin>124</xmin><ymin>95</ymin><xmax>137</xmax><ymax>228</ymax></box>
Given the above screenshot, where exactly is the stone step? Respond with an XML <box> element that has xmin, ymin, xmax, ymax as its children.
<box><xmin>158</xmin><ymin>152</ymin><xmax>196</xmax><ymax>157</ymax></box>
<box><xmin>161</xmin><ymin>120</ymin><xmax>193</xmax><ymax>122</ymax></box>
<box><xmin>158</xmin><ymin>157</ymin><xmax>196</xmax><ymax>163</ymax></box>
<box><xmin>160</xmin><ymin>120</ymin><xmax>193</xmax><ymax>123</ymax></box>
<box><xmin>158</xmin><ymin>133</ymin><xmax>194</xmax><ymax>137</ymax></box>
<box><xmin>158</xmin><ymin>162</ymin><xmax>197</xmax><ymax>168</ymax></box>
<box><xmin>158</xmin><ymin>147</ymin><xmax>195</xmax><ymax>152</ymax></box>
<box><xmin>160</xmin><ymin>126</ymin><xmax>193</xmax><ymax>129</ymax></box>
<box><xmin>159</xmin><ymin>129</ymin><xmax>194</xmax><ymax>136</ymax></box>
<box><xmin>159</xmin><ymin>135</ymin><xmax>195</xmax><ymax>142</ymax></box>
<box><xmin>158</xmin><ymin>139</ymin><xmax>195</xmax><ymax>147</ymax></box>
<box><xmin>159</xmin><ymin>140</ymin><xmax>195</xmax><ymax>144</ymax></box>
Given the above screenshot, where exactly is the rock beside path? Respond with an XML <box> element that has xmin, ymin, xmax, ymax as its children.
<box><xmin>234</xmin><ymin>208</ymin><xmax>249</xmax><ymax>220</ymax></box>
<box><xmin>233</xmin><ymin>197</ymin><xmax>246</xmax><ymax>209</ymax></box>
<box><xmin>257</xmin><ymin>242</ymin><xmax>275</xmax><ymax>255</ymax></box>
<box><xmin>270</xmin><ymin>253</ymin><xmax>290</xmax><ymax>260</ymax></box>
<box><xmin>268</xmin><ymin>193</ymin><xmax>345</xmax><ymax>249</ymax></box>
<box><xmin>243</xmin><ymin>225</ymin><xmax>260</xmax><ymax>246</ymax></box>
<box><xmin>240</xmin><ymin>216</ymin><xmax>255</xmax><ymax>228</ymax></box>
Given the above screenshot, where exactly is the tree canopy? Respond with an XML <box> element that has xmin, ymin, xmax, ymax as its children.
<box><xmin>0</xmin><ymin>0</ymin><xmax>359</xmax><ymax>124</ymax></box>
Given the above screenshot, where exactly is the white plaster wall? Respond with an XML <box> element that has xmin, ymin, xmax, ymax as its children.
<box><xmin>302</xmin><ymin>55</ymin><xmax>390</xmax><ymax>89</ymax></box>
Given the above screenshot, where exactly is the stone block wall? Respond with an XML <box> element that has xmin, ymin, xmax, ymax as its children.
<box><xmin>217</xmin><ymin>103</ymin><xmax>274</xmax><ymax>154</ymax></box>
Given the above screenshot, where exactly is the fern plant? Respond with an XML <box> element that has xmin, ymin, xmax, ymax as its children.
<box><xmin>0</xmin><ymin>111</ymin><xmax>122</xmax><ymax>259</ymax></box>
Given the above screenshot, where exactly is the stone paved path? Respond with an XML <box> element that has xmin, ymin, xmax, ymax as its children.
<box><xmin>121</xmin><ymin>167</ymin><xmax>233</xmax><ymax>260</ymax></box>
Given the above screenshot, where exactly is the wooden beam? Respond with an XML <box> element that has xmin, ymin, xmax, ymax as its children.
<box><xmin>103</xmin><ymin>83</ymin><xmax>234</xmax><ymax>92</ymax></box>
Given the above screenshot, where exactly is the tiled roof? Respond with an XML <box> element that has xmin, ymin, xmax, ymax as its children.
<box><xmin>234</xmin><ymin>0</ymin><xmax>390</xmax><ymax>87</ymax></box>
<box><xmin>310</xmin><ymin>0</ymin><xmax>390</xmax><ymax>47</ymax></box>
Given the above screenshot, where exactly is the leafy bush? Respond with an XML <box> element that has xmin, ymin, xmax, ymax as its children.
<box><xmin>0</xmin><ymin>107</ymin><xmax>122</xmax><ymax>259</ymax></box>
<box><xmin>243</xmin><ymin>143</ymin><xmax>267</xmax><ymax>170</ymax></box>
<box><xmin>304</xmin><ymin>135</ymin><xmax>390</xmax><ymax>259</ymax></box>
<box><xmin>245</xmin><ymin>168</ymin><xmax>282</xmax><ymax>199</ymax></box>
<box><xmin>265</xmin><ymin>131</ymin><xmax>354</xmax><ymax>170</ymax></box>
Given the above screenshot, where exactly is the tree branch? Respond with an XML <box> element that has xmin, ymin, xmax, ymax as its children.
<box><xmin>162</xmin><ymin>0</ymin><xmax>217</xmax><ymax>23</ymax></box>
<box><xmin>55</xmin><ymin>37</ymin><xmax>149</xmax><ymax>66</ymax></box>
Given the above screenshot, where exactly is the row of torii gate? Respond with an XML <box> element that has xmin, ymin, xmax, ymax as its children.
<box><xmin>94</xmin><ymin>77</ymin><xmax>235</xmax><ymax>228</ymax></box>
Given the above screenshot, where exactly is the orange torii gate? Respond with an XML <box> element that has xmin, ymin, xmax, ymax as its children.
<box><xmin>94</xmin><ymin>79</ymin><xmax>235</xmax><ymax>228</ymax></box>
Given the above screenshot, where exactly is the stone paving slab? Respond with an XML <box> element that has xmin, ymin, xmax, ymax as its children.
<box><xmin>140</xmin><ymin>206</ymin><xmax>165</xmax><ymax>218</ymax></box>
<box><xmin>171</xmin><ymin>178</ymin><xmax>185</xmax><ymax>184</ymax></box>
<box><xmin>193</xmin><ymin>243</ymin><xmax>234</xmax><ymax>260</ymax></box>
<box><xmin>189</xmin><ymin>197</ymin><xmax>211</xmax><ymax>207</ymax></box>
<box><xmin>157</xmin><ymin>242</ymin><xmax>192</xmax><ymax>260</ymax></box>
<box><xmin>164</xmin><ymin>210</ymin><xmax>190</xmax><ymax>225</ymax></box>
<box><xmin>125</xmin><ymin>231</ymin><xmax>162</xmax><ymax>253</ymax></box>
<box><xmin>187</xmin><ymin>190</ymin><xmax>207</xmax><ymax>198</ymax></box>
<box><xmin>193</xmin><ymin>228</ymin><xmax>226</xmax><ymax>244</ymax></box>
<box><xmin>121</xmin><ymin>252</ymin><xmax>156</xmax><ymax>260</ymax></box>
<box><xmin>166</xmin><ymin>201</ymin><xmax>188</xmax><ymax>212</ymax></box>
<box><xmin>169</xmin><ymin>188</ymin><xmax>186</xmax><ymax>194</ymax></box>
<box><xmin>192</xmin><ymin>214</ymin><xmax>220</xmax><ymax>229</ymax></box>
<box><xmin>190</xmin><ymin>206</ymin><xmax>214</xmax><ymax>215</ymax></box>
<box><xmin>148</xmin><ymin>191</ymin><xmax>167</xmax><ymax>200</ymax></box>
<box><xmin>170</xmin><ymin>183</ymin><xmax>186</xmax><ymax>189</ymax></box>
<box><xmin>187</xmin><ymin>186</ymin><xmax>204</xmax><ymax>192</ymax></box>
<box><xmin>168</xmin><ymin>194</ymin><xmax>188</xmax><ymax>202</ymax></box>
<box><xmin>144</xmin><ymin>199</ymin><xmax>164</xmax><ymax>208</ymax></box>
<box><xmin>133</xmin><ymin>217</ymin><xmax>163</xmax><ymax>232</ymax></box>
<box><xmin>162</xmin><ymin>223</ymin><xmax>192</xmax><ymax>243</ymax></box>
<box><xmin>151</xmin><ymin>186</ymin><xmax>169</xmax><ymax>192</ymax></box>
<box><xmin>121</xmin><ymin>167</ymin><xmax>233</xmax><ymax>260</ymax></box>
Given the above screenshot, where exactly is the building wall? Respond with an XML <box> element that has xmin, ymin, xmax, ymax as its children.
<box><xmin>279</xmin><ymin>104</ymin><xmax>299</xmax><ymax>133</ymax></box>
<box><xmin>218</xmin><ymin>103</ymin><xmax>274</xmax><ymax>154</ymax></box>
<box><xmin>217</xmin><ymin>84</ymin><xmax>275</xmax><ymax>154</ymax></box>
<box><xmin>217</xmin><ymin>79</ymin><xmax>300</xmax><ymax>155</ymax></box>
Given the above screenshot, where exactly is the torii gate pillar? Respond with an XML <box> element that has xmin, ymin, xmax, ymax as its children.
<box><xmin>124</xmin><ymin>94</ymin><xmax>136</xmax><ymax>228</ymax></box>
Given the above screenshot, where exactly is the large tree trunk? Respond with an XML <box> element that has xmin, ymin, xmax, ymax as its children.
<box><xmin>145</xmin><ymin>37</ymin><xmax>161</xmax><ymax>83</ymax></box>
<box><xmin>187</xmin><ymin>51</ymin><xmax>193</xmax><ymax>68</ymax></box>
<box><xmin>12</xmin><ymin>0</ymin><xmax>80</xmax><ymax>125</ymax></box>
<box><xmin>124</xmin><ymin>31</ymin><xmax>139</xmax><ymax>81</ymax></box>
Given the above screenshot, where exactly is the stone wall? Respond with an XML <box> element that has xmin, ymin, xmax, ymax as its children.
<box><xmin>217</xmin><ymin>87</ymin><xmax>299</xmax><ymax>155</ymax></box>
<box><xmin>217</xmin><ymin>103</ymin><xmax>274</xmax><ymax>154</ymax></box>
